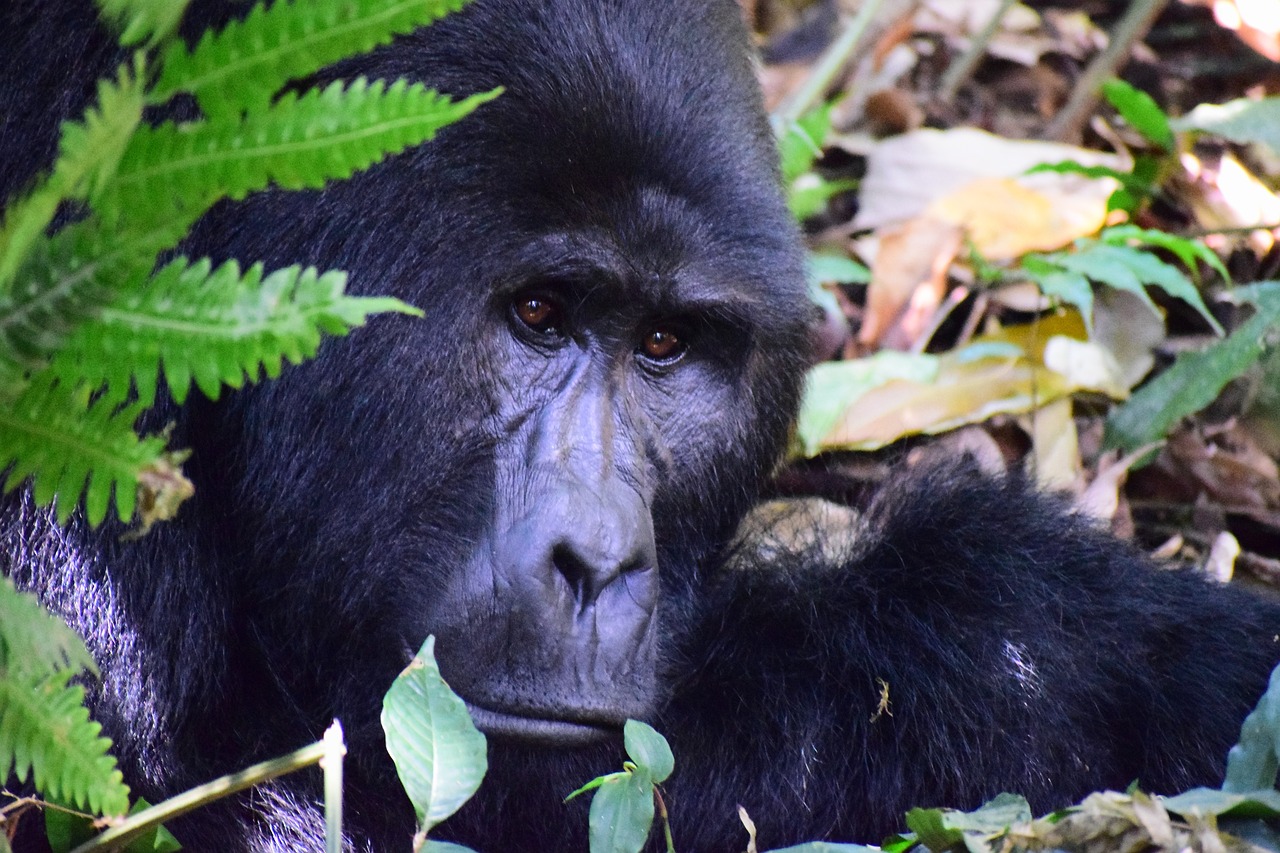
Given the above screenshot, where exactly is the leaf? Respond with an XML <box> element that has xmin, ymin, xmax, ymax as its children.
<box><xmin>95</xmin><ymin>0</ymin><xmax>191</xmax><ymax>46</ymax></box>
<box><xmin>1225</xmin><ymin>659</ymin><xmax>1280</xmax><ymax>793</ymax></box>
<box><xmin>381</xmin><ymin>636</ymin><xmax>487</xmax><ymax>835</ymax></box>
<box><xmin>424</xmin><ymin>844</ymin><xmax>480</xmax><ymax>853</ymax></box>
<box><xmin>152</xmin><ymin>0</ymin><xmax>472</xmax><ymax>118</ymax></box>
<box><xmin>588</xmin><ymin>771</ymin><xmax>654</xmax><ymax>853</ymax></box>
<box><xmin>0</xmin><ymin>668</ymin><xmax>130</xmax><ymax>816</ymax></box>
<box><xmin>1102</xmin><ymin>79</ymin><xmax>1173</xmax><ymax>151</ymax></box>
<box><xmin>1172</xmin><ymin>97</ymin><xmax>1280</xmax><ymax>157</ymax></box>
<box><xmin>1161</xmin><ymin>787</ymin><xmax>1280</xmax><ymax>820</ymax></box>
<box><xmin>807</xmin><ymin>252</ymin><xmax>869</xmax><ymax>286</ymax></box>
<box><xmin>775</xmin><ymin>103</ymin><xmax>833</xmax><ymax>184</ymax></box>
<box><xmin>796</xmin><ymin>352</ymin><xmax>940</xmax><ymax>456</ymax></box>
<box><xmin>762</xmin><ymin>840</ymin><xmax>885</xmax><ymax>845</ymax></box>
<box><xmin>51</xmin><ymin>257</ymin><xmax>420</xmax><ymax>406</ymax></box>
<box><xmin>1100</xmin><ymin>225</ymin><xmax>1231</xmax><ymax>288</ymax></box>
<box><xmin>0</xmin><ymin>577</ymin><xmax>98</xmax><ymax>679</ymax></box>
<box><xmin>0</xmin><ymin>376</ymin><xmax>169</xmax><ymax>527</ymax></box>
<box><xmin>0</xmin><ymin>219</ymin><xmax>183</xmax><ymax>374</ymax></box>
<box><xmin>1104</xmin><ymin>283</ymin><xmax>1280</xmax><ymax>451</ymax></box>
<box><xmin>0</xmin><ymin>62</ymin><xmax>145</xmax><ymax>289</ymax></box>
<box><xmin>622</xmin><ymin>721</ymin><xmax>673</xmax><ymax>785</ymax></box>
<box><xmin>100</xmin><ymin>79</ymin><xmax>501</xmax><ymax>231</ymax></box>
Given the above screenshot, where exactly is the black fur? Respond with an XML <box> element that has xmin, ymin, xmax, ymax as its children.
<box><xmin>3</xmin><ymin>1</ymin><xmax>1280</xmax><ymax>851</ymax></box>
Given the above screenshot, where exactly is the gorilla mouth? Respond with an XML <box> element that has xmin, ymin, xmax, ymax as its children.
<box><xmin>464</xmin><ymin>702</ymin><xmax>621</xmax><ymax>746</ymax></box>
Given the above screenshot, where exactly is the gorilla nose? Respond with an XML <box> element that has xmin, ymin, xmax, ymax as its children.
<box><xmin>551</xmin><ymin>517</ymin><xmax>655</xmax><ymax>610</ymax></box>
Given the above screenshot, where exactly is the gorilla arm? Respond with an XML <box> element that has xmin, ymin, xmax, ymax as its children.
<box><xmin>660</xmin><ymin>465</ymin><xmax>1280</xmax><ymax>850</ymax></box>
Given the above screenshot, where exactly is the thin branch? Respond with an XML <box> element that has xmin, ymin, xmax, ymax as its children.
<box><xmin>938</xmin><ymin>0</ymin><xmax>1017</xmax><ymax>102</ymax></box>
<box><xmin>1044</xmin><ymin>0</ymin><xmax>1169</xmax><ymax>142</ymax></box>
<box><xmin>774</xmin><ymin>0</ymin><xmax>887</xmax><ymax>124</ymax></box>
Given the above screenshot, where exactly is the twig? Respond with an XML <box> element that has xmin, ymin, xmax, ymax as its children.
<box><xmin>1044</xmin><ymin>0</ymin><xmax>1170</xmax><ymax>142</ymax></box>
<box><xmin>70</xmin><ymin>726</ymin><xmax>341</xmax><ymax>853</ymax></box>
<box><xmin>774</xmin><ymin>0</ymin><xmax>887</xmax><ymax>124</ymax></box>
<box><xmin>937</xmin><ymin>0</ymin><xmax>1017</xmax><ymax>102</ymax></box>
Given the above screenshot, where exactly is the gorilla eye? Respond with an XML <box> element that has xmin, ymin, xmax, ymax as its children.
<box><xmin>639</xmin><ymin>326</ymin><xmax>686</xmax><ymax>363</ymax></box>
<box><xmin>512</xmin><ymin>295</ymin><xmax>563</xmax><ymax>335</ymax></box>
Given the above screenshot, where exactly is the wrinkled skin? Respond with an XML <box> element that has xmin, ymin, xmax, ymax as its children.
<box><xmin>4</xmin><ymin>2</ymin><xmax>1280</xmax><ymax>851</ymax></box>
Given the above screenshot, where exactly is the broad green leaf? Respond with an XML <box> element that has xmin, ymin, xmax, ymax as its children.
<box><xmin>1102</xmin><ymin>79</ymin><xmax>1173</xmax><ymax>151</ymax></box>
<box><xmin>906</xmin><ymin>794</ymin><xmax>1031</xmax><ymax>853</ymax></box>
<box><xmin>1162</xmin><ymin>787</ymin><xmax>1280</xmax><ymax>820</ymax></box>
<box><xmin>622</xmin><ymin>721</ymin><xmax>673</xmax><ymax>785</ymax></box>
<box><xmin>0</xmin><ymin>577</ymin><xmax>97</xmax><ymax>678</ymax></box>
<box><xmin>808</xmin><ymin>252</ymin><xmax>870</xmax><ymax>286</ymax></box>
<box><xmin>100</xmin><ymin>79</ymin><xmax>500</xmax><ymax>231</ymax></box>
<box><xmin>588</xmin><ymin>771</ymin><xmax>654</xmax><ymax>853</ymax></box>
<box><xmin>424</xmin><ymin>844</ymin><xmax>480</xmax><ymax>853</ymax></box>
<box><xmin>1104</xmin><ymin>283</ymin><xmax>1280</xmax><ymax>451</ymax></box>
<box><xmin>1022</xmin><ymin>255</ymin><xmax>1094</xmax><ymax>333</ymax></box>
<box><xmin>152</xmin><ymin>0</ymin><xmax>472</xmax><ymax>118</ymax></box>
<box><xmin>1225</xmin><ymin>660</ymin><xmax>1280</xmax><ymax>793</ymax></box>
<box><xmin>1173</xmin><ymin>97</ymin><xmax>1280</xmax><ymax>157</ymax></box>
<box><xmin>775</xmin><ymin>103</ymin><xmax>834</xmax><ymax>184</ymax></box>
<box><xmin>381</xmin><ymin>636</ymin><xmax>487</xmax><ymax>834</ymax></box>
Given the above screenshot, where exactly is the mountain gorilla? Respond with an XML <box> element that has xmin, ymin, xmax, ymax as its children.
<box><xmin>5</xmin><ymin>0</ymin><xmax>1280</xmax><ymax>850</ymax></box>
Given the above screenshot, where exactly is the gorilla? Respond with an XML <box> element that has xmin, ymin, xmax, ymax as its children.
<box><xmin>4</xmin><ymin>0</ymin><xmax>1280</xmax><ymax>850</ymax></box>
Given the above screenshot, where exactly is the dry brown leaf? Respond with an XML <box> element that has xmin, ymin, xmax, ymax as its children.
<box><xmin>928</xmin><ymin>175</ymin><xmax>1111</xmax><ymax>260</ymax></box>
<box><xmin>1022</xmin><ymin>396</ymin><xmax>1081</xmax><ymax>490</ymax></box>
<box><xmin>860</xmin><ymin>214</ymin><xmax>963</xmax><ymax>349</ymax></box>
<box><xmin>853</xmin><ymin>128</ymin><xmax>1121</xmax><ymax>232</ymax></box>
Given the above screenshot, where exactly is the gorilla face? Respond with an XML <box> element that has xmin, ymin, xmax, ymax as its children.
<box><xmin>167</xmin><ymin>0</ymin><xmax>813</xmax><ymax>755</ymax></box>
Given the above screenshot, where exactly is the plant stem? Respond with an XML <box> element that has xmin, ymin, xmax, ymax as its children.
<box><xmin>70</xmin><ymin>736</ymin><xmax>332</xmax><ymax>853</ymax></box>
<box><xmin>1045</xmin><ymin>0</ymin><xmax>1169</xmax><ymax>142</ymax></box>
<box><xmin>322</xmin><ymin>720</ymin><xmax>346</xmax><ymax>853</ymax></box>
<box><xmin>937</xmin><ymin>0</ymin><xmax>1017</xmax><ymax>102</ymax></box>
<box><xmin>773</xmin><ymin>0</ymin><xmax>886</xmax><ymax>124</ymax></box>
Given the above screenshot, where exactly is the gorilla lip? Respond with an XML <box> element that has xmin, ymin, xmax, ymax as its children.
<box><xmin>464</xmin><ymin>702</ymin><xmax>620</xmax><ymax>745</ymax></box>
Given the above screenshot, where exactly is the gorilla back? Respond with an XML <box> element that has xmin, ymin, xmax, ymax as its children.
<box><xmin>3</xmin><ymin>1</ymin><xmax>1280</xmax><ymax>851</ymax></box>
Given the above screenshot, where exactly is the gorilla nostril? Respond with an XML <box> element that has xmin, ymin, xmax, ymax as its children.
<box><xmin>551</xmin><ymin>542</ymin><xmax>591</xmax><ymax>603</ymax></box>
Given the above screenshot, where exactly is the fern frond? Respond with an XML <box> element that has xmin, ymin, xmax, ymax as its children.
<box><xmin>0</xmin><ymin>219</ymin><xmax>180</xmax><ymax>373</ymax></box>
<box><xmin>51</xmin><ymin>257</ymin><xmax>421</xmax><ymax>406</ymax></box>
<box><xmin>95</xmin><ymin>0</ymin><xmax>191</xmax><ymax>46</ymax></box>
<box><xmin>0</xmin><ymin>61</ymin><xmax>144</xmax><ymax>290</ymax></box>
<box><xmin>151</xmin><ymin>0</ymin><xmax>471</xmax><ymax>118</ymax></box>
<box><xmin>101</xmin><ymin>78</ymin><xmax>500</xmax><ymax>230</ymax></box>
<box><xmin>0</xmin><ymin>376</ymin><xmax>168</xmax><ymax>526</ymax></box>
<box><xmin>0</xmin><ymin>668</ymin><xmax>130</xmax><ymax>816</ymax></box>
<box><xmin>0</xmin><ymin>578</ymin><xmax>98</xmax><ymax>679</ymax></box>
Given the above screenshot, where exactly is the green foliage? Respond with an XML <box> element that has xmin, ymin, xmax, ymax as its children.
<box><xmin>50</xmin><ymin>258</ymin><xmax>408</xmax><ymax>407</ymax></box>
<box><xmin>1021</xmin><ymin>227</ymin><xmax>1223</xmax><ymax>337</ymax></box>
<box><xmin>566</xmin><ymin>720</ymin><xmax>675</xmax><ymax>853</ymax></box>
<box><xmin>0</xmin><ymin>0</ymin><xmax>481</xmax><ymax>531</ymax></box>
<box><xmin>1101</xmin><ymin>79</ymin><xmax>1174</xmax><ymax>152</ymax></box>
<box><xmin>152</xmin><ymin>0</ymin><xmax>469</xmax><ymax>119</ymax></box>
<box><xmin>1</xmin><ymin>579</ymin><xmax>130</xmax><ymax>818</ymax></box>
<box><xmin>1173</xmin><ymin>96</ymin><xmax>1280</xmax><ymax>158</ymax></box>
<box><xmin>1105</xmin><ymin>283</ymin><xmax>1280</xmax><ymax>452</ymax></box>
<box><xmin>775</xmin><ymin>103</ymin><xmax>857</xmax><ymax>220</ymax></box>
<box><xmin>45</xmin><ymin>797</ymin><xmax>183</xmax><ymax>853</ymax></box>
<box><xmin>2</xmin><ymin>0</ymin><xmax>484</xmax><ymax>841</ymax></box>
<box><xmin>100</xmin><ymin>78</ymin><xmax>499</xmax><ymax>232</ymax></box>
<box><xmin>381</xmin><ymin>636</ymin><xmax>487</xmax><ymax>852</ymax></box>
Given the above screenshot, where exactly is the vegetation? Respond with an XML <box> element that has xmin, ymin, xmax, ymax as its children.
<box><xmin>0</xmin><ymin>0</ymin><xmax>494</xmax><ymax>847</ymax></box>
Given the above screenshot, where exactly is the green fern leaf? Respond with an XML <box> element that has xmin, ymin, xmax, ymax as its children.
<box><xmin>51</xmin><ymin>257</ymin><xmax>421</xmax><ymax>406</ymax></box>
<box><xmin>102</xmin><ymin>78</ymin><xmax>500</xmax><ymax>230</ymax></box>
<box><xmin>151</xmin><ymin>0</ymin><xmax>471</xmax><ymax>118</ymax></box>
<box><xmin>0</xmin><ymin>61</ymin><xmax>144</xmax><ymax>289</ymax></box>
<box><xmin>0</xmin><ymin>668</ymin><xmax>130</xmax><ymax>816</ymax></box>
<box><xmin>0</xmin><ymin>220</ymin><xmax>185</xmax><ymax>376</ymax></box>
<box><xmin>0</xmin><ymin>578</ymin><xmax>98</xmax><ymax>679</ymax></box>
<box><xmin>95</xmin><ymin>0</ymin><xmax>191</xmax><ymax>46</ymax></box>
<box><xmin>0</xmin><ymin>377</ymin><xmax>168</xmax><ymax>526</ymax></box>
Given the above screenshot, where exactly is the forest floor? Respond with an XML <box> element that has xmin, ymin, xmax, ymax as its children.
<box><xmin>748</xmin><ymin>0</ymin><xmax>1280</xmax><ymax>587</ymax></box>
